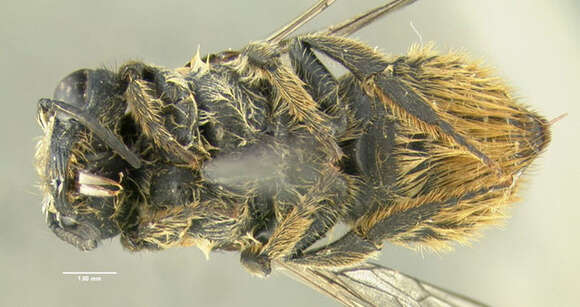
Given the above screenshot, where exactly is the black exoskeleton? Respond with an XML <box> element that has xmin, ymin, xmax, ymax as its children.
<box><xmin>36</xmin><ymin>2</ymin><xmax>550</xmax><ymax>283</ymax></box>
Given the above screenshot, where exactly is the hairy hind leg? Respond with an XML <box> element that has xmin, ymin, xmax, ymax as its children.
<box><xmin>288</xmin><ymin>180</ymin><xmax>516</xmax><ymax>268</ymax></box>
<box><xmin>296</xmin><ymin>35</ymin><xmax>495</xmax><ymax>169</ymax></box>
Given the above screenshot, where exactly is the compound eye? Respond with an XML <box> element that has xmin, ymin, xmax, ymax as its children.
<box><xmin>52</xmin><ymin>68</ymin><xmax>122</xmax><ymax>118</ymax></box>
<box><xmin>53</xmin><ymin>69</ymin><xmax>90</xmax><ymax>109</ymax></box>
<box><xmin>39</xmin><ymin>69</ymin><xmax>142</xmax><ymax>169</ymax></box>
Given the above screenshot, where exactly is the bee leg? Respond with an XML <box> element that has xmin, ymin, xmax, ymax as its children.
<box><xmin>120</xmin><ymin>62</ymin><xmax>207</xmax><ymax>167</ymax></box>
<box><xmin>297</xmin><ymin>35</ymin><xmax>495</xmax><ymax>169</ymax></box>
<box><xmin>289</xmin><ymin>231</ymin><xmax>380</xmax><ymax>268</ymax></box>
<box><xmin>289</xmin><ymin>178</ymin><xmax>516</xmax><ymax>268</ymax></box>
<box><xmin>240</xmin><ymin>202</ymin><xmax>341</xmax><ymax>277</ymax></box>
<box><xmin>298</xmin><ymin>36</ymin><xmax>389</xmax><ymax>80</ymax></box>
<box><xmin>289</xmin><ymin>167</ymin><xmax>353</xmax><ymax>257</ymax></box>
<box><xmin>288</xmin><ymin>38</ymin><xmax>348</xmax><ymax>137</ymax></box>
<box><xmin>359</xmin><ymin>180</ymin><xmax>517</xmax><ymax>249</ymax></box>
<box><xmin>287</xmin><ymin>193</ymin><xmax>466</xmax><ymax>268</ymax></box>
<box><xmin>121</xmin><ymin>205</ymin><xmax>198</xmax><ymax>251</ymax></box>
<box><xmin>240</xmin><ymin>197</ymin><xmax>317</xmax><ymax>277</ymax></box>
<box><xmin>238</xmin><ymin>43</ymin><xmax>341</xmax><ymax>160</ymax></box>
<box><xmin>240</xmin><ymin>167</ymin><xmax>350</xmax><ymax>277</ymax></box>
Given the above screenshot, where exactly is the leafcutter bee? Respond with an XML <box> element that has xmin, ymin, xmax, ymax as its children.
<box><xmin>35</xmin><ymin>0</ymin><xmax>553</xmax><ymax>306</ymax></box>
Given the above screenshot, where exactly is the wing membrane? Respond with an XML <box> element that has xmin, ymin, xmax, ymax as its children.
<box><xmin>267</xmin><ymin>0</ymin><xmax>337</xmax><ymax>44</ymax></box>
<box><xmin>267</xmin><ymin>0</ymin><xmax>418</xmax><ymax>46</ymax></box>
<box><xmin>320</xmin><ymin>0</ymin><xmax>418</xmax><ymax>37</ymax></box>
<box><xmin>275</xmin><ymin>261</ymin><xmax>488</xmax><ymax>307</ymax></box>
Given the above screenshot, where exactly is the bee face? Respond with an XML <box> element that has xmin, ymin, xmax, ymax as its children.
<box><xmin>36</xmin><ymin>69</ymin><xmax>133</xmax><ymax>250</ymax></box>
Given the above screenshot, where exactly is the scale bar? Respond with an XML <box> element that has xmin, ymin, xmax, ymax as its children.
<box><xmin>62</xmin><ymin>272</ymin><xmax>118</xmax><ymax>275</ymax></box>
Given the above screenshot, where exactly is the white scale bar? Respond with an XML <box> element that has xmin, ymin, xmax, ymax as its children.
<box><xmin>62</xmin><ymin>272</ymin><xmax>118</xmax><ymax>275</ymax></box>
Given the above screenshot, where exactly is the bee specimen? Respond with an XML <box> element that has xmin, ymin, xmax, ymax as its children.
<box><xmin>35</xmin><ymin>0</ymin><xmax>552</xmax><ymax>306</ymax></box>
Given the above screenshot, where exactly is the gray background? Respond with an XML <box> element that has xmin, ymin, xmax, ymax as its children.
<box><xmin>1</xmin><ymin>1</ymin><xmax>578</xmax><ymax>306</ymax></box>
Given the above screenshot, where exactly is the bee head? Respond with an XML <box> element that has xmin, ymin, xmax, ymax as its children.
<box><xmin>36</xmin><ymin>69</ymin><xmax>141</xmax><ymax>251</ymax></box>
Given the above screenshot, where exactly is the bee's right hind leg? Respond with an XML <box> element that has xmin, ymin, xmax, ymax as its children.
<box><xmin>296</xmin><ymin>35</ymin><xmax>495</xmax><ymax>169</ymax></box>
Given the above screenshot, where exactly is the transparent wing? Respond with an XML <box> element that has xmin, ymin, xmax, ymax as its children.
<box><xmin>275</xmin><ymin>261</ymin><xmax>488</xmax><ymax>307</ymax></box>
<box><xmin>318</xmin><ymin>0</ymin><xmax>418</xmax><ymax>37</ymax></box>
<box><xmin>267</xmin><ymin>0</ymin><xmax>337</xmax><ymax>44</ymax></box>
<box><xmin>267</xmin><ymin>0</ymin><xmax>418</xmax><ymax>45</ymax></box>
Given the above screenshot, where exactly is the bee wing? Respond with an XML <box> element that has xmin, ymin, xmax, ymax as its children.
<box><xmin>267</xmin><ymin>0</ymin><xmax>337</xmax><ymax>44</ymax></box>
<box><xmin>275</xmin><ymin>261</ymin><xmax>487</xmax><ymax>307</ymax></box>
<box><xmin>268</xmin><ymin>0</ymin><xmax>418</xmax><ymax>45</ymax></box>
<box><xmin>319</xmin><ymin>0</ymin><xmax>418</xmax><ymax>37</ymax></box>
